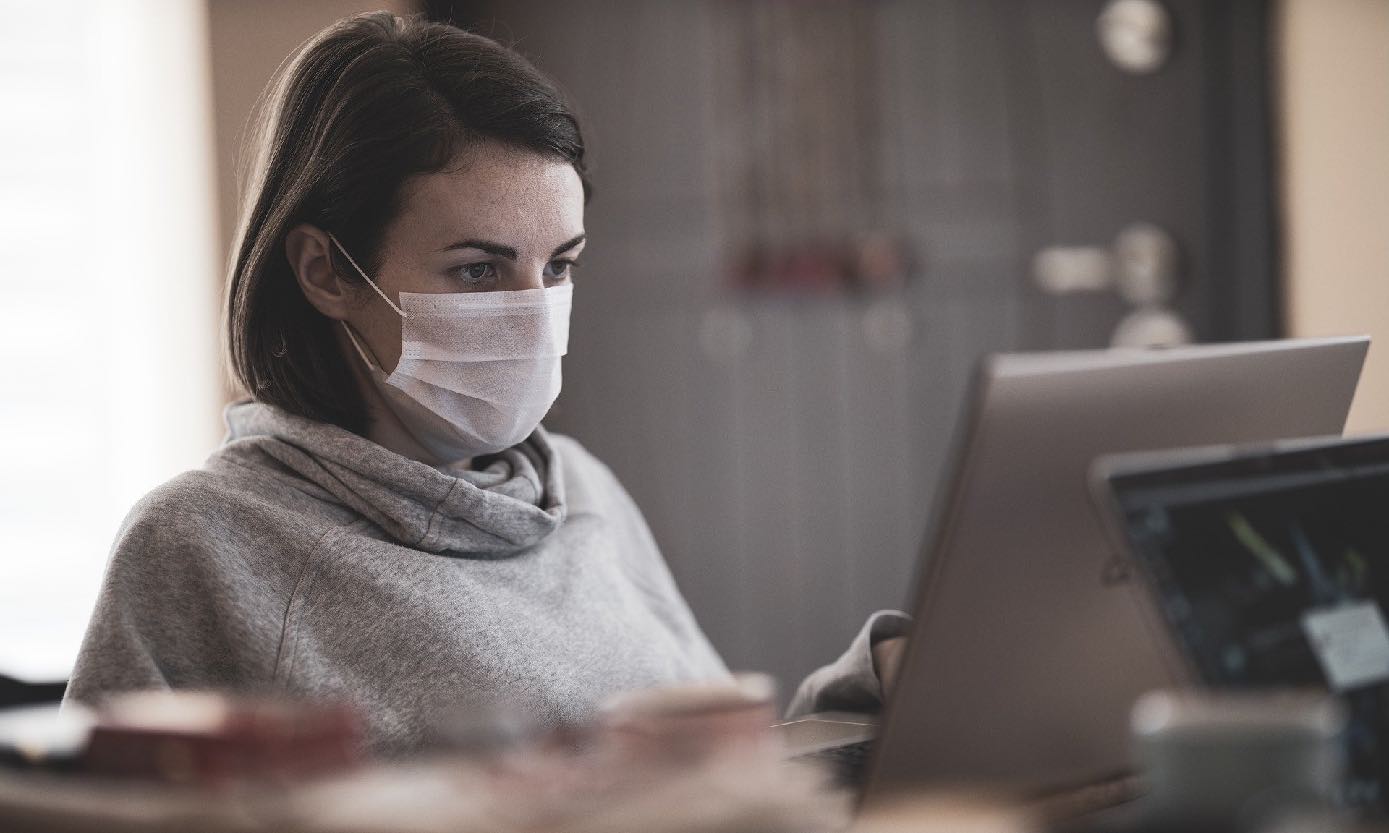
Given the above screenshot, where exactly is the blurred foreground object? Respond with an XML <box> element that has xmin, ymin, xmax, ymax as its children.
<box><xmin>291</xmin><ymin>744</ymin><xmax>840</xmax><ymax>833</ymax></box>
<box><xmin>598</xmin><ymin>672</ymin><xmax>780</xmax><ymax>762</ymax></box>
<box><xmin>421</xmin><ymin>698</ymin><xmax>541</xmax><ymax>757</ymax></box>
<box><xmin>82</xmin><ymin>691</ymin><xmax>362</xmax><ymax>786</ymax></box>
<box><xmin>851</xmin><ymin>792</ymin><xmax>1032</xmax><ymax>833</ymax></box>
<box><xmin>0</xmin><ymin>704</ymin><xmax>93</xmax><ymax>772</ymax></box>
<box><xmin>1130</xmin><ymin>689</ymin><xmax>1345</xmax><ymax>827</ymax></box>
<box><xmin>0</xmin><ymin>678</ymin><xmax>843</xmax><ymax>833</ymax></box>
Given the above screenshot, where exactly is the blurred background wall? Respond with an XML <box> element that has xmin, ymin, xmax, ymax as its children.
<box><xmin>1278</xmin><ymin>0</ymin><xmax>1389</xmax><ymax>434</ymax></box>
<box><xmin>436</xmin><ymin>0</ymin><xmax>1284</xmax><ymax>697</ymax></box>
<box><xmin>2</xmin><ymin>0</ymin><xmax>1387</xmax><ymax>705</ymax></box>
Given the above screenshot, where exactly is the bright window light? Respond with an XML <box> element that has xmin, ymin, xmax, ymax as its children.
<box><xmin>0</xmin><ymin>1</ymin><xmax>222</xmax><ymax>682</ymax></box>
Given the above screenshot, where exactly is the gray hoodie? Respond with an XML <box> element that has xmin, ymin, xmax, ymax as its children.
<box><xmin>66</xmin><ymin>402</ymin><xmax>903</xmax><ymax>754</ymax></box>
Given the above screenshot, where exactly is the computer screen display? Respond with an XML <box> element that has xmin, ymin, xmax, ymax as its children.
<box><xmin>1111</xmin><ymin>445</ymin><xmax>1389</xmax><ymax>813</ymax></box>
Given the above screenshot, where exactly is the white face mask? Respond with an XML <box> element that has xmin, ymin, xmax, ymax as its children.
<box><xmin>329</xmin><ymin>233</ymin><xmax>572</xmax><ymax>464</ymax></box>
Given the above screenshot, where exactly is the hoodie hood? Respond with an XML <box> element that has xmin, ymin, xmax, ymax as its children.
<box><xmin>220</xmin><ymin>401</ymin><xmax>565</xmax><ymax>557</ymax></box>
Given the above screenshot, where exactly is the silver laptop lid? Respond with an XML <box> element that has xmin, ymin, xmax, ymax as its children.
<box><xmin>864</xmin><ymin>336</ymin><xmax>1369</xmax><ymax>801</ymax></box>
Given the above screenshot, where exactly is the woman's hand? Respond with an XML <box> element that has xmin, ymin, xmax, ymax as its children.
<box><xmin>871</xmin><ymin>636</ymin><xmax>908</xmax><ymax>700</ymax></box>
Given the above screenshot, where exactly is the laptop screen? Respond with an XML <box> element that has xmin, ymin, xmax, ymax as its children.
<box><xmin>1108</xmin><ymin>439</ymin><xmax>1389</xmax><ymax>813</ymax></box>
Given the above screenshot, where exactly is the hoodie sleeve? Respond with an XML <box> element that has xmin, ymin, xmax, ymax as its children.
<box><xmin>64</xmin><ymin>473</ymin><xmax>296</xmax><ymax>709</ymax></box>
<box><xmin>64</xmin><ymin>501</ymin><xmax>180</xmax><ymax>707</ymax></box>
<box><xmin>784</xmin><ymin>610</ymin><xmax>912</xmax><ymax>718</ymax></box>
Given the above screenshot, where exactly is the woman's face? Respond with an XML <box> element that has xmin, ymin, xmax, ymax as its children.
<box><xmin>341</xmin><ymin>140</ymin><xmax>586</xmax><ymax>374</ymax></box>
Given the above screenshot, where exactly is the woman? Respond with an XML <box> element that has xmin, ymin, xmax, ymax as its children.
<box><xmin>66</xmin><ymin>11</ymin><xmax>907</xmax><ymax>755</ymax></box>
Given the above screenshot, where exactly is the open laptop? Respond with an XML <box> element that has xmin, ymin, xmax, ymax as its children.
<box><xmin>781</xmin><ymin>336</ymin><xmax>1369</xmax><ymax>808</ymax></box>
<box><xmin>1091</xmin><ymin>432</ymin><xmax>1389</xmax><ymax>817</ymax></box>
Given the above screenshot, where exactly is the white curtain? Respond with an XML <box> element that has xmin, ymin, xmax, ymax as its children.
<box><xmin>0</xmin><ymin>0</ymin><xmax>222</xmax><ymax>681</ymax></box>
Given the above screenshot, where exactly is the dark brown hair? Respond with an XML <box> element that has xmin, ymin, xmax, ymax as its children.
<box><xmin>224</xmin><ymin>12</ymin><xmax>588</xmax><ymax>432</ymax></box>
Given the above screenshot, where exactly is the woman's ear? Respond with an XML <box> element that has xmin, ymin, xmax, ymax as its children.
<box><xmin>286</xmin><ymin>224</ymin><xmax>353</xmax><ymax>321</ymax></box>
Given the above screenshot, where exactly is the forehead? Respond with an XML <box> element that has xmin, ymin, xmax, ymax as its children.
<box><xmin>391</xmin><ymin>141</ymin><xmax>584</xmax><ymax>248</ymax></box>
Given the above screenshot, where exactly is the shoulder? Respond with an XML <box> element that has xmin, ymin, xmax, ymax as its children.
<box><xmin>119</xmin><ymin>468</ymin><xmax>236</xmax><ymax>538</ymax></box>
<box><xmin>120</xmin><ymin>465</ymin><xmax>288</xmax><ymax>539</ymax></box>
<box><xmin>109</xmin><ymin>464</ymin><xmax>328</xmax><ymax>579</ymax></box>
<box><xmin>108</xmin><ymin>470</ymin><xmax>241</xmax><ymax>567</ymax></box>
<box><xmin>97</xmin><ymin>470</ymin><xmax>233</xmax><ymax>597</ymax></box>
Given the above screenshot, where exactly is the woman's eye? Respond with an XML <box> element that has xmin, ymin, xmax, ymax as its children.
<box><xmin>544</xmin><ymin>259</ymin><xmax>575</xmax><ymax>281</ymax></box>
<box><xmin>454</xmin><ymin>262</ymin><xmax>497</xmax><ymax>283</ymax></box>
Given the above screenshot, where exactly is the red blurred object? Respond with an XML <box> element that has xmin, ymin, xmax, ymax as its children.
<box><xmin>727</xmin><ymin>233</ymin><xmax>913</xmax><ymax>294</ymax></box>
<box><xmin>81</xmin><ymin>691</ymin><xmax>363</xmax><ymax>786</ymax></box>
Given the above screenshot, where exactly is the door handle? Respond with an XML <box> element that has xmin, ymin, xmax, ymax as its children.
<box><xmin>1032</xmin><ymin>223</ymin><xmax>1192</xmax><ymax>347</ymax></box>
<box><xmin>1033</xmin><ymin>222</ymin><xmax>1181</xmax><ymax>303</ymax></box>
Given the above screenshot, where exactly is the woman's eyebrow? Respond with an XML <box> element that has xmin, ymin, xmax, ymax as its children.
<box><xmin>437</xmin><ymin>233</ymin><xmax>585</xmax><ymax>260</ymax></box>
<box><xmin>439</xmin><ymin>239</ymin><xmax>518</xmax><ymax>259</ymax></box>
<box><xmin>551</xmin><ymin>234</ymin><xmax>586</xmax><ymax>258</ymax></box>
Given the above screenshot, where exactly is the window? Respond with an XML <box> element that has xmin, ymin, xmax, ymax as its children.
<box><xmin>0</xmin><ymin>1</ymin><xmax>222</xmax><ymax>682</ymax></box>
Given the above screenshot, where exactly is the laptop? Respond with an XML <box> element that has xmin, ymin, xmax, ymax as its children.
<box><xmin>1091</xmin><ymin>432</ymin><xmax>1389</xmax><ymax>817</ymax></box>
<box><xmin>781</xmin><ymin>336</ymin><xmax>1369</xmax><ymax>808</ymax></box>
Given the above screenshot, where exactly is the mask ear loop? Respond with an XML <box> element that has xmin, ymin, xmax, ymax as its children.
<box><xmin>326</xmin><ymin>232</ymin><xmax>408</xmax><ymax>319</ymax></box>
<box><xmin>340</xmin><ymin>321</ymin><xmax>383</xmax><ymax>374</ymax></box>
